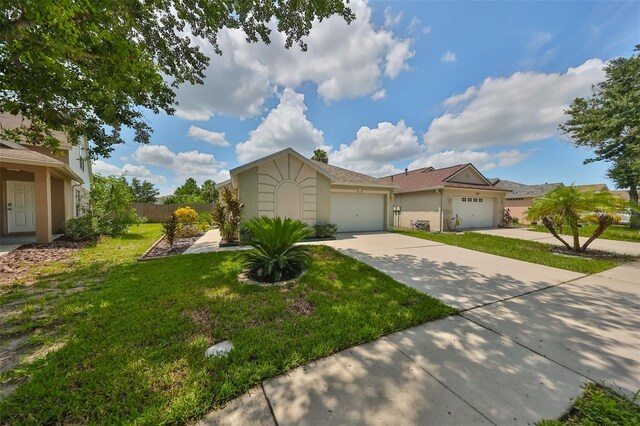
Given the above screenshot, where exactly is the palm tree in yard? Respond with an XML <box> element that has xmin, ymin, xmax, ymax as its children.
<box><xmin>527</xmin><ymin>186</ymin><xmax>631</xmax><ymax>252</ymax></box>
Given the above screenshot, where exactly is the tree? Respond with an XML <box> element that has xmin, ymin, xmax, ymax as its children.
<box><xmin>89</xmin><ymin>175</ymin><xmax>142</xmax><ymax>236</ymax></box>
<box><xmin>201</xmin><ymin>179</ymin><xmax>219</xmax><ymax>204</ymax></box>
<box><xmin>129</xmin><ymin>178</ymin><xmax>159</xmax><ymax>203</ymax></box>
<box><xmin>560</xmin><ymin>45</ymin><xmax>640</xmax><ymax>228</ymax></box>
<box><xmin>526</xmin><ymin>186</ymin><xmax>630</xmax><ymax>252</ymax></box>
<box><xmin>311</xmin><ymin>149</ymin><xmax>329</xmax><ymax>164</ymax></box>
<box><xmin>0</xmin><ymin>2</ymin><xmax>353</xmax><ymax>158</ymax></box>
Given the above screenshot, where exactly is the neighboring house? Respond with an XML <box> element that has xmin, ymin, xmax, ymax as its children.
<box><xmin>612</xmin><ymin>189</ymin><xmax>640</xmax><ymax>201</ymax></box>
<box><xmin>495</xmin><ymin>180</ymin><xmax>564</xmax><ymax>224</ymax></box>
<box><xmin>576</xmin><ymin>183</ymin><xmax>610</xmax><ymax>192</ymax></box>
<box><xmin>379</xmin><ymin>164</ymin><xmax>509</xmax><ymax>231</ymax></box>
<box><xmin>217</xmin><ymin>148</ymin><xmax>395</xmax><ymax>232</ymax></box>
<box><xmin>0</xmin><ymin>113</ymin><xmax>91</xmax><ymax>243</ymax></box>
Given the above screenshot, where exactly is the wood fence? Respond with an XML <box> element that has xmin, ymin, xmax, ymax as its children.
<box><xmin>131</xmin><ymin>203</ymin><xmax>215</xmax><ymax>223</ymax></box>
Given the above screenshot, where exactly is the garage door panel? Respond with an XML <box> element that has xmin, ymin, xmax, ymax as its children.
<box><xmin>331</xmin><ymin>193</ymin><xmax>384</xmax><ymax>232</ymax></box>
<box><xmin>452</xmin><ymin>197</ymin><xmax>494</xmax><ymax>229</ymax></box>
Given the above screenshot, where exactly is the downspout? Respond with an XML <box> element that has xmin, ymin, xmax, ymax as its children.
<box><xmin>438</xmin><ymin>189</ymin><xmax>443</xmax><ymax>232</ymax></box>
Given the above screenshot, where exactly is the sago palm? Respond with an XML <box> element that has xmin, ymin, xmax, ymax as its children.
<box><xmin>526</xmin><ymin>186</ymin><xmax>629</xmax><ymax>252</ymax></box>
<box><xmin>242</xmin><ymin>216</ymin><xmax>313</xmax><ymax>283</ymax></box>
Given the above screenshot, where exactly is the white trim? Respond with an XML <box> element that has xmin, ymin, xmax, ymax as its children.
<box><xmin>230</xmin><ymin>148</ymin><xmax>335</xmax><ymax>181</ymax></box>
<box><xmin>0</xmin><ymin>140</ymin><xmax>28</xmax><ymax>150</ymax></box>
<box><xmin>445</xmin><ymin>164</ymin><xmax>492</xmax><ymax>186</ymax></box>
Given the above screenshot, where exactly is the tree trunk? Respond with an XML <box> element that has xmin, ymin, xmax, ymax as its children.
<box><xmin>569</xmin><ymin>219</ymin><xmax>581</xmax><ymax>251</ymax></box>
<box><xmin>541</xmin><ymin>217</ymin><xmax>572</xmax><ymax>250</ymax></box>
<box><xmin>582</xmin><ymin>214</ymin><xmax>614</xmax><ymax>251</ymax></box>
<box><xmin>629</xmin><ymin>185</ymin><xmax>640</xmax><ymax>229</ymax></box>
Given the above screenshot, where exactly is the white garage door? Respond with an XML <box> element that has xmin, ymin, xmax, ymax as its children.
<box><xmin>451</xmin><ymin>196</ymin><xmax>494</xmax><ymax>229</ymax></box>
<box><xmin>331</xmin><ymin>192</ymin><xmax>385</xmax><ymax>232</ymax></box>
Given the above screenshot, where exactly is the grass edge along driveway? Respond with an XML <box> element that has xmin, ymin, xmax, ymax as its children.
<box><xmin>394</xmin><ymin>229</ymin><xmax>628</xmax><ymax>274</ymax></box>
<box><xmin>0</xmin><ymin>224</ymin><xmax>455</xmax><ymax>425</ymax></box>
<box><xmin>528</xmin><ymin>223</ymin><xmax>640</xmax><ymax>243</ymax></box>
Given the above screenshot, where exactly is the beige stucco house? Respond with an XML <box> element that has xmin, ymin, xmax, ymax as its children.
<box><xmin>1</xmin><ymin>114</ymin><xmax>91</xmax><ymax>243</ymax></box>
<box><xmin>218</xmin><ymin>148</ymin><xmax>395</xmax><ymax>232</ymax></box>
<box><xmin>495</xmin><ymin>180</ymin><xmax>564</xmax><ymax>224</ymax></box>
<box><xmin>379</xmin><ymin>164</ymin><xmax>509</xmax><ymax>231</ymax></box>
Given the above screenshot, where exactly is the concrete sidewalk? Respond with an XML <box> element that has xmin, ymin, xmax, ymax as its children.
<box><xmin>472</xmin><ymin>227</ymin><xmax>640</xmax><ymax>256</ymax></box>
<box><xmin>198</xmin><ymin>262</ymin><xmax>639</xmax><ymax>425</ymax></box>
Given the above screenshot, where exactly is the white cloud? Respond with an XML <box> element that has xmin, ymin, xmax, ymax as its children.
<box><xmin>441</xmin><ymin>51</ymin><xmax>457</xmax><ymax>63</ymax></box>
<box><xmin>423</xmin><ymin>25</ymin><xmax>432</xmax><ymax>35</ymax></box>
<box><xmin>371</xmin><ymin>89</ymin><xmax>386</xmax><ymax>101</ymax></box>
<box><xmin>187</xmin><ymin>126</ymin><xmax>230</xmax><ymax>147</ymax></box>
<box><xmin>132</xmin><ymin>144</ymin><xmax>229</xmax><ymax>183</ymax></box>
<box><xmin>384</xmin><ymin>7</ymin><xmax>403</xmax><ymax>28</ymax></box>
<box><xmin>92</xmin><ymin>160</ymin><xmax>167</xmax><ymax>184</ymax></box>
<box><xmin>174</xmin><ymin>0</ymin><xmax>414</xmax><ymax>120</ymax></box>
<box><xmin>236</xmin><ymin>88</ymin><xmax>324</xmax><ymax>163</ymax></box>
<box><xmin>424</xmin><ymin>58</ymin><xmax>606</xmax><ymax>152</ymax></box>
<box><xmin>527</xmin><ymin>32</ymin><xmax>554</xmax><ymax>50</ymax></box>
<box><xmin>408</xmin><ymin>17</ymin><xmax>430</xmax><ymax>35</ymax></box>
<box><xmin>408</xmin><ymin>149</ymin><xmax>534</xmax><ymax>172</ymax></box>
<box><xmin>330</xmin><ymin>120</ymin><xmax>423</xmax><ymax>177</ymax></box>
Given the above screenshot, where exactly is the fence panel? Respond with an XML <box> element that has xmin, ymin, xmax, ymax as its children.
<box><xmin>131</xmin><ymin>203</ymin><xmax>215</xmax><ymax>223</ymax></box>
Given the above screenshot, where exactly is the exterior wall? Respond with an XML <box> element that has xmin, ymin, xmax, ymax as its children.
<box><xmin>51</xmin><ymin>177</ymin><xmax>65</xmax><ymax>232</ymax></box>
<box><xmin>237</xmin><ymin>167</ymin><xmax>258</xmax><ymax>221</ymax></box>
<box><xmin>393</xmin><ymin>191</ymin><xmax>443</xmax><ymax>231</ymax></box>
<box><xmin>505</xmin><ymin>197</ymin><xmax>534</xmax><ymax>223</ymax></box>
<box><xmin>447</xmin><ymin>167</ymin><xmax>487</xmax><ymax>185</ymax></box>
<box><xmin>68</xmin><ymin>138</ymin><xmax>91</xmax><ymax>192</ymax></box>
<box><xmin>442</xmin><ymin>188</ymin><xmax>506</xmax><ymax>229</ymax></box>
<box><xmin>316</xmin><ymin>174</ymin><xmax>331</xmax><ymax>224</ymax></box>
<box><xmin>330</xmin><ymin>185</ymin><xmax>394</xmax><ymax>231</ymax></box>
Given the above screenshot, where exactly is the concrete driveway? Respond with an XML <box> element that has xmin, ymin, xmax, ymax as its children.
<box><xmin>472</xmin><ymin>227</ymin><xmax>640</xmax><ymax>256</ymax></box>
<box><xmin>201</xmin><ymin>232</ymin><xmax>639</xmax><ymax>425</ymax></box>
<box><xmin>319</xmin><ymin>232</ymin><xmax>583</xmax><ymax>310</ymax></box>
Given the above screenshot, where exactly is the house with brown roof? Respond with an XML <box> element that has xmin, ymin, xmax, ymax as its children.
<box><xmin>217</xmin><ymin>148</ymin><xmax>395</xmax><ymax>232</ymax></box>
<box><xmin>495</xmin><ymin>180</ymin><xmax>564</xmax><ymax>224</ymax></box>
<box><xmin>0</xmin><ymin>113</ymin><xmax>91</xmax><ymax>243</ymax></box>
<box><xmin>379</xmin><ymin>164</ymin><xmax>510</xmax><ymax>231</ymax></box>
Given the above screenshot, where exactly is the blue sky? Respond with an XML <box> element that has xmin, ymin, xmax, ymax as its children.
<box><xmin>93</xmin><ymin>0</ymin><xmax>640</xmax><ymax>195</ymax></box>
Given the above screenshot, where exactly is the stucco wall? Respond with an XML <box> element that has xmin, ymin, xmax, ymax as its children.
<box><xmin>237</xmin><ymin>167</ymin><xmax>258</xmax><ymax>221</ymax></box>
<box><xmin>393</xmin><ymin>191</ymin><xmax>443</xmax><ymax>231</ymax></box>
<box><xmin>316</xmin><ymin>174</ymin><xmax>331</xmax><ymax>224</ymax></box>
<box><xmin>51</xmin><ymin>177</ymin><xmax>65</xmax><ymax>232</ymax></box>
<box><xmin>505</xmin><ymin>198</ymin><xmax>533</xmax><ymax>223</ymax></box>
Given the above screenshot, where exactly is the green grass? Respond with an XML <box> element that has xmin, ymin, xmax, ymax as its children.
<box><xmin>538</xmin><ymin>383</ymin><xmax>640</xmax><ymax>425</ymax></box>
<box><xmin>0</xmin><ymin>224</ymin><xmax>454</xmax><ymax>424</ymax></box>
<box><xmin>529</xmin><ymin>224</ymin><xmax>640</xmax><ymax>243</ymax></box>
<box><xmin>394</xmin><ymin>229</ymin><xmax>623</xmax><ymax>274</ymax></box>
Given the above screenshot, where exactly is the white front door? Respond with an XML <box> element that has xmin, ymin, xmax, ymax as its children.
<box><xmin>331</xmin><ymin>192</ymin><xmax>385</xmax><ymax>232</ymax></box>
<box><xmin>451</xmin><ymin>196</ymin><xmax>494</xmax><ymax>229</ymax></box>
<box><xmin>7</xmin><ymin>181</ymin><xmax>36</xmax><ymax>233</ymax></box>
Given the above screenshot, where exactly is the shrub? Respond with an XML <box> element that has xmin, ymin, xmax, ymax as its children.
<box><xmin>314</xmin><ymin>223</ymin><xmax>338</xmax><ymax>238</ymax></box>
<box><xmin>503</xmin><ymin>208</ymin><xmax>513</xmax><ymax>227</ymax></box>
<box><xmin>239</xmin><ymin>225</ymin><xmax>254</xmax><ymax>245</ymax></box>
<box><xmin>63</xmin><ymin>217</ymin><xmax>98</xmax><ymax>241</ymax></box>
<box><xmin>242</xmin><ymin>216</ymin><xmax>313</xmax><ymax>283</ymax></box>
<box><xmin>163</xmin><ymin>213</ymin><xmax>180</xmax><ymax>247</ymax></box>
<box><xmin>174</xmin><ymin>206</ymin><xmax>199</xmax><ymax>224</ymax></box>
<box><xmin>90</xmin><ymin>174</ymin><xmax>143</xmax><ymax>236</ymax></box>
<box><xmin>197</xmin><ymin>211</ymin><xmax>213</xmax><ymax>232</ymax></box>
<box><xmin>212</xmin><ymin>187</ymin><xmax>243</xmax><ymax>243</ymax></box>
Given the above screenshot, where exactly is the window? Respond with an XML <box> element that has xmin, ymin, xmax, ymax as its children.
<box><xmin>473</xmin><ymin>198</ymin><xmax>478</xmax><ymax>202</ymax></box>
<box><xmin>479</xmin><ymin>198</ymin><xmax>483</xmax><ymax>202</ymax></box>
<box><xmin>462</xmin><ymin>198</ymin><xmax>467</xmax><ymax>202</ymax></box>
<box><xmin>75</xmin><ymin>189</ymin><xmax>82</xmax><ymax>216</ymax></box>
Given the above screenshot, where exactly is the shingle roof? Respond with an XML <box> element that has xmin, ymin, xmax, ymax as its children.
<box><xmin>612</xmin><ymin>189</ymin><xmax>639</xmax><ymax>201</ymax></box>
<box><xmin>0</xmin><ymin>147</ymin><xmax>66</xmax><ymax>166</ymax></box>
<box><xmin>496</xmin><ymin>180</ymin><xmax>563</xmax><ymax>199</ymax></box>
<box><xmin>378</xmin><ymin>164</ymin><xmax>506</xmax><ymax>194</ymax></box>
<box><xmin>311</xmin><ymin>160</ymin><xmax>393</xmax><ymax>186</ymax></box>
<box><xmin>0</xmin><ymin>112</ymin><xmax>69</xmax><ymax>145</ymax></box>
<box><xmin>576</xmin><ymin>183</ymin><xmax>610</xmax><ymax>192</ymax></box>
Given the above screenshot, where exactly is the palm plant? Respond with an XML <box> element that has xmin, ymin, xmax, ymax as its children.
<box><xmin>242</xmin><ymin>216</ymin><xmax>313</xmax><ymax>283</ymax></box>
<box><xmin>527</xmin><ymin>186</ymin><xmax>630</xmax><ymax>252</ymax></box>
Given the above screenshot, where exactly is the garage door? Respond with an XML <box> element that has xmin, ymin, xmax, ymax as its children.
<box><xmin>451</xmin><ymin>197</ymin><xmax>494</xmax><ymax>229</ymax></box>
<box><xmin>330</xmin><ymin>192</ymin><xmax>385</xmax><ymax>232</ymax></box>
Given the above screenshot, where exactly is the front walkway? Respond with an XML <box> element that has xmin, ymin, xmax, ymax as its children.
<box><xmin>199</xmin><ymin>233</ymin><xmax>639</xmax><ymax>425</ymax></box>
<box><xmin>472</xmin><ymin>227</ymin><xmax>640</xmax><ymax>256</ymax></box>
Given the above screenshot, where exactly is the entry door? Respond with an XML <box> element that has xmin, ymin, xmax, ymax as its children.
<box><xmin>7</xmin><ymin>181</ymin><xmax>36</xmax><ymax>233</ymax></box>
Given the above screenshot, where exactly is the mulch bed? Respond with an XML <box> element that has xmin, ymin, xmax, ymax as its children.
<box><xmin>0</xmin><ymin>240</ymin><xmax>89</xmax><ymax>285</ymax></box>
<box><xmin>550</xmin><ymin>246</ymin><xmax>635</xmax><ymax>262</ymax></box>
<box><xmin>139</xmin><ymin>235</ymin><xmax>201</xmax><ymax>260</ymax></box>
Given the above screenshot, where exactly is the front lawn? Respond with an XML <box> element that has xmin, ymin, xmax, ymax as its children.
<box><xmin>529</xmin><ymin>224</ymin><xmax>640</xmax><ymax>243</ymax></box>
<box><xmin>0</xmin><ymin>224</ymin><xmax>454</xmax><ymax>424</ymax></box>
<box><xmin>538</xmin><ymin>383</ymin><xmax>640</xmax><ymax>425</ymax></box>
<box><xmin>394</xmin><ymin>229</ymin><xmax>626</xmax><ymax>274</ymax></box>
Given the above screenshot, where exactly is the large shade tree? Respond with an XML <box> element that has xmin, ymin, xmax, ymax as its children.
<box><xmin>129</xmin><ymin>178</ymin><xmax>160</xmax><ymax>204</ymax></box>
<box><xmin>0</xmin><ymin>1</ymin><xmax>354</xmax><ymax>157</ymax></box>
<box><xmin>560</xmin><ymin>45</ymin><xmax>640</xmax><ymax>228</ymax></box>
<box><xmin>526</xmin><ymin>186</ymin><xmax>630</xmax><ymax>252</ymax></box>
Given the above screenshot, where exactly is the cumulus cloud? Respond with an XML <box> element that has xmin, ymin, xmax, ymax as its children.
<box><xmin>330</xmin><ymin>120</ymin><xmax>423</xmax><ymax>176</ymax></box>
<box><xmin>236</xmin><ymin>89</ymin><xmax>324</xmax><ymax>163</ymax></box>
<box><xmin>371</xmin><ymin>89</ymin><xmax>386</xmax><ymax>101</ymax></box>
<box><xmin>424</xmin><ymin>58</ymin><xmax>606</xmax><ymax>152</ymax></box>
<box><xmin>408</xmin><ymin>149</ymin><xmax>534</xmax><ymax>172</ymax></box>
<box><xmin>384</xmin><ymin>7</ymin><xmax>403</xmax><ymax>28</ymax></box>
<box><xmin>408</xmin><ymin>17</ymin><xmax>430</xmax><ymax>35</ymax></box>
<box><xmin>441</xmin><ymin>51</ymin><xmax>457</xmax><ymax>63</ymax></box>
<box><xmin>132</xmin><ymin>144</ymin><xmax>229</xmax><ymax>182</ymax></box>
<box><xmin>92</xmin><ymin>160</ymin><xmax>167</xmax><ymax>184</ymax></box>
<box><xmin>187</xmin><ymin>126</ymin><xmax>230</xmax><ymax>147</ymax></box>
<box><xmin>174</xmin><ymin>0</ymin><xmax>414</xmax><ymax>120</ymax></box>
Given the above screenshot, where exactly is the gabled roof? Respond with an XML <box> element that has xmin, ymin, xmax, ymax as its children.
<box><xmin>228</xmin><ymin>147</ymin><xmax>395</xmax><ymax>188</ymax></box>
<box><xmin>0</xmin><ymin>112</ymin><xmax>72</xmax><ymax>149</ymax></box>
<box><xmin>379</xmin><ymin>164</ymin><xmax>507</xmax><ymax>194</ymax></box>
<box><xmin>496</xmin><ymin>180</ymin><xmax>563</xmax><ymax>199</ymax></box>
<box><xmin>0</xmin><ymin>147</ymin><xmax>84</xmax><ymax>183</ymax></box>
<box><xmin>576</xmin><ymin>183</ymin><xmax>610</xmax><ymax>192</ymax></box>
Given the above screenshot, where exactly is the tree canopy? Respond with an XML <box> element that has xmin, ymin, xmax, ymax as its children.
<box><xmin>129</xmin><ymin>178</ymin><xmax>160</xmax><ymax>204</ymax></box>
<box><xmin>163</xmin><ymin>177</ymin><xmax>218</xmax><ymax>204</ymax></box>
<box><xmin>560</xmin><ymin>45</ymin><xmax>640</xmax><ymax>227</ymax></box>
<box><xmin>0</xmin><ymin>1</ymin><xmax>354</xmax><ymax>157</ymax></box>
<box><xmin>311</xmin><ymin>149</ymin><xmax>329</xmax><ymax>164</ymax></box>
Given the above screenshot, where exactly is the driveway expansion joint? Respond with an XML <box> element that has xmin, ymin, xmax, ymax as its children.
<box><xmin>260</xmin><ymin>382</ymin><xmax>280</xmax><ymax>426</ymax></box>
